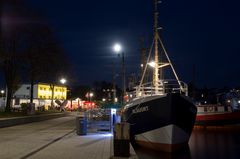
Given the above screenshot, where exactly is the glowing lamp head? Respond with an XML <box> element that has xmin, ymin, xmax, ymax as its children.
<box><xmin>89</xmin><ymin>93</ymin><xmax>94</xmax><ymax>97</ymax></box>
<box><xmin>148</xmin><ymin>61</ymin><xmax>156</xmax><ymax>68</ymax></box>
<box><xmin>60</xmin><ymin>78</ymin><xmax>66</xmax><ymax>84</ymax></box>
<box><xmin>113</xmin><ymin>43</ymin><xmax>121</xmax><ymax>53</ymax></box>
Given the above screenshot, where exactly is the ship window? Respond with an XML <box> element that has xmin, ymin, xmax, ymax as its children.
<box><xmin>15</xmin><ymin>98</ymin><xmax>20</xmax><ymax>105</ymax></box>
<box><xmin>204</xmin><ymin>107</ymin><xmax>207</xmax><ymax>112</ymax></box>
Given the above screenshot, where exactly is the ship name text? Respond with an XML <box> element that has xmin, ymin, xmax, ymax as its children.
<box><xmin>132</xmin><ymin>106</ymin><xmax>149</xmax><ymax>114</ymax></box>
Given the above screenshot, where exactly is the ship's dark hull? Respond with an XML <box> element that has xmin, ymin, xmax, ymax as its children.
<box><xmin>123</xmin><ymin>93</ymin><xmax>197</xmax><ymax>152</ymax></box>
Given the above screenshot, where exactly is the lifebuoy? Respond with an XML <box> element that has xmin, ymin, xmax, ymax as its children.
<box><xmin>208</xmin><ymin>106</ymin><xmax>213</xmax><ymax>112</ymax></box>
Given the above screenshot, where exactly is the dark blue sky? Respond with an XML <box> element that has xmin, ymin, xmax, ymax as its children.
<box><xmin>24</xmin><ymin>0</ymin><xmax>240</xmax><ymax>88</ymax></box>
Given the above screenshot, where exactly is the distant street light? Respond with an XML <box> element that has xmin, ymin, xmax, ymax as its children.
<box><xmin>89</xmin><ymin>92</ymin><xmax>94</xmax><ymax>102</ymax></box>
<box><xmin>90</xmin><ymin>92</ymin><xmax>93</xmax><ymax>97</ymax></box>
<box><xmin>113</xmin><ymin>43</ymin><xmax>126</xmax><ymax>105</ymax></box>
<box><xmin>60</xmin><ymin>78</ymin><xmax>66</xmax><ymax>84</ymax></box>
<box><xmin>1</xmin><ymin>90</ymin><xmax>4</xmax><ymax>98</ymax></box>
<box><xmin>113</xmin><ymin>43</ymin><xmax>121</xmax><ymax>53</ymax></box>
<box><xmin>60</xmin><ymin>78</ymin><xmax>67</xmax><ymax>100</ymax></box>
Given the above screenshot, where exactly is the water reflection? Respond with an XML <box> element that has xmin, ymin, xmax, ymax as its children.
<box><xmin>134</xmin><ymin>145</ymin><xmax>191</xmax><ymax>159</ymax></box>
<box><xmin>190</xmin><ymin>126</ymin><xmax>240</xmax><ymax>159</ymax></box>
<box><xmin>134</xmin><ymin>126</ymin><xmax>240</xmax><ymax>159</ymax></box>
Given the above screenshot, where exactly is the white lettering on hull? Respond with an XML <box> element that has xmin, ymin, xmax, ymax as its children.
<box><xmin>132</xmin><ymin>106</ymin><xmax>149</xmax><ymax>114</ymax></box>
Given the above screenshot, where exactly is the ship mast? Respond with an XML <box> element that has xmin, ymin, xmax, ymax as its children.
<box><xmin>153</xmin><ymin>0</ymin><xmax>159</xmax><ymax>92</ymax></box>
<box><xmin>137</xmin><ymin>0</ymin><xmax>186</xmax><ymax>96</ymax></box>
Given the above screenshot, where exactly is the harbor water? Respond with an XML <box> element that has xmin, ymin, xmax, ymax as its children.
<box><xmin>133</xmin><ymin>126</ymin><xmax>240</xmax><ymax>159</ymax></box>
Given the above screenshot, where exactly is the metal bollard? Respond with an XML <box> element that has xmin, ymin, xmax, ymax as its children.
<box><xmin>113</xmin><ymin>122</ymin><xmax>130</xmax><ymax>157</ymax></box>
<box><xmin>76</xmin><ymin>116</ymin><xmax>87</xmax><ymax>135</ymax></box>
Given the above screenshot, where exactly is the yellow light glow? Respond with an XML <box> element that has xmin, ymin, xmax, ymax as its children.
<box><xmin>37</xmin><ymin>84</ymin><xmax>67</xmax><ymax>100</ymax></box>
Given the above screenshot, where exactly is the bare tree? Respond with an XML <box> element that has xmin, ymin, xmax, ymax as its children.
<box><xmin>0</xmin><ymin>0</ymin><xmax>71</xmax><ymax>111</ymax></box>
<box><xmin>0</xmin><ymin>0</ymin><xmax>24</xmax><ymax>112</ymax></box>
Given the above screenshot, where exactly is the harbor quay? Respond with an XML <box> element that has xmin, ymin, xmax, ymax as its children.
<box><xmin>0</xmin><ymin>112</ymin><xmax>137</xmax><ymax>159</ymax></box>
<box><xmin>1</xmin><ymin>111</ymin><xmax>240</xmax><ymax>159</ymax></box>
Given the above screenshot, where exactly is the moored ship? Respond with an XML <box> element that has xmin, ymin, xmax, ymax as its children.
<box><xmin>122</xmin><ymin>0</ymin><xmax>197</xmax><ymax>152</ymax></box>
<box><xmin>195</xmin><ymin>90</ymin><xmax>240</xmax><ymax>125</ymax></box>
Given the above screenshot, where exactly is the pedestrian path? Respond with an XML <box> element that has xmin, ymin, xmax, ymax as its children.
<box><xmin>0</xmin><ymin>112</ymin><xmax>138</xmax><ymax>159</ymax></box>
<box><xmin>27</xmin><ymin>131</ymin><xmax>137</xmax><ymax>159</ymax></box>
<box><xmin>0</xmin><ymin>112</ymin><xmax>66</xmax><ymax>128</ymax></box>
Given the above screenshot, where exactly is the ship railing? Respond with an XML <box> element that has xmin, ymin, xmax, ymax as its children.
<box><xmin>126</xmin><ymin>79</ymin><xmax>188</xmax><ymax>101</ymax></box>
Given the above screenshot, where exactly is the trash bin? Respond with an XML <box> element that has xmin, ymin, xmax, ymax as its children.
<box><xmin>114</xmin><ymin>122</ymin><xmax>130</xmax><ymax>157</ymax></box>
<box><xmin>76</xmin><ymin>117</ymin><xmax>87</xmax><ymax>135</ymax></box>
<box><xmin>27</xmin><ymin>103</ymin><xmax>35</xmax><ymax>115</ymax></box>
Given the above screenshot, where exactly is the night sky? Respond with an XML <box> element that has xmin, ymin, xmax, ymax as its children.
<box><xmin>19</xmin><ymin>0</ymin><xmax>240</xmax><ymax>88</ymax></box>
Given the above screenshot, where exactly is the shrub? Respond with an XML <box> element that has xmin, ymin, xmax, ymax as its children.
<box><xmin>21</xmin><ymin>103</ymin><xmax>28</xmax><ymax>113</ymax></box>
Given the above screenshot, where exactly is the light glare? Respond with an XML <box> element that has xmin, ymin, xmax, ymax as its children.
<box><xmin>113</xmin><ymin>44</ymin><xmax>121</xmax><ymax>53</ymax></box>
<box><xmin>148</xmin><ymin>61</ymin><xmax>156</xmax><ymax>68</ymax></box>
<box><xmin>60</xmin><ymin>78</ymin><xmax>66</xmax><ymax>84</ymax></box>
<box><xmin>90</xmin><ymin>93</ymin><xmax>94</xmax><ymax>97</ymax></box>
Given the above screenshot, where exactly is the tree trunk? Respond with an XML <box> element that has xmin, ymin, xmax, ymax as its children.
<box><xmin>4</xmin><ymin>40</ymin><xmax>17</xmax><ymax>112</ymax></box>
<box><xmin>30</xmin><ymin>78</ymin><xmax>34</xmax><ymax>103</ymax></box>
<box><xmin>50</xmin><ymin>84</ymin><xmax>55</xmax><ymax>107</ymax></box>
<box><xmin>3</xmin><ymin>40</ymin><xmax>17</xmax><ymax>112</ymax></box>
<box><xmin>5</xmin><ymin>86</ymin><xmax>12</xmax><ymax>112</ymax></box>
<box><xmin>30</xmin><ymin>70</ymin><xmax>34</xmax><ymax>103</ymax></box>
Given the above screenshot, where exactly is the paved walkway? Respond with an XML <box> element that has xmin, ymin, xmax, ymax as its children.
<box><xmin>26</xmin><ymin>132</ymin><xmax>137</xmax><ymax>159</ymax></box>
<box><xmin>27</xmin><ymin>132</ymin><xmax>113</xmax><ymax>159</ymax></box>
<box><xmin>0</xmin><ymin>113</ymin><xmax>138</xmax><ymax>159</ymax></box>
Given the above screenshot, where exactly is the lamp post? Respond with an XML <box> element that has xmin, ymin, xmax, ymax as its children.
<box><xmin>89</xmin><ymin>92</ymin><xmax>94</xmax><ymax>109</ymax></box>
<box><xmin>113</xmin><ymin>43</ymin><xmax>126</xmax><ymax>105</ymax></box>
<box><xmin>60</xmin><ymin>78</ymin><xmax>66</xmax><ymax>100</ymax></box>
<box><xmin>60</xmin><ymin>78</ymin><xmax>66</xmax><ymax>85</ymax></box>
<box><xmin>89</xmin><ymin>92</ymin><xmax>93</xmax><ymax>102</ymax></box>
<box><xmin>0</xmin><ymin>90</ymin><xmax>4</xmax><ymax>98</ymax></box>
<box><xmin>59</xmin><ymin>78</ymin><xmax>67</xmax><ymax>111</ymax></box>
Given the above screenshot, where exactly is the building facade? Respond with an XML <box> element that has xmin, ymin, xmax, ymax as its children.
<box><xmin>12</xmin><ymin>83</ymin><xmax>67</xmax><ymax>109</ymax></box>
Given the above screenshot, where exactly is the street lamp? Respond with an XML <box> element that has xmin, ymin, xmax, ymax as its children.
<box><xmin>60</xmin><ymin>78</ymin><xmax>67</xmax><ymax>100</ymax></box>
<box><xmin>113</xmin><ymin>43</ymin><xmax>126</xmax><ymax>105</ymax></box>
<box><xmin>113</xmin><ymin>44</ymin><xmax>121</xmax><ymax>53</ymax></box>
<box><xmin>60</xmin><ymin>78</ymin><xmax>66</xmax><ymax>85</ymax></box>
<box><xmin>0</xmin><ymin>90</ymin><xmax>4</xmax><ymax>98</ymax></box>
<box><xmin>89</xmin><ymin>92</ymin><xmax>93</xmax><ymax>102</ymax></box>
